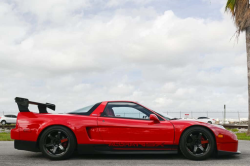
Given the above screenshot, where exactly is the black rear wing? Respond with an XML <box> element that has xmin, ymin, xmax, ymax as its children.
<box><xmin>15</xmin><ymin>97</ymin><xmax>56</xmax><ymax>113</ymax></box>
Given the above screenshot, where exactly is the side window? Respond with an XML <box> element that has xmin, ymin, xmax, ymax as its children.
<box><xmin>112</xmin><ymin>107</ymin><xmax>148</xmax><ymax>119</ymax></box>
<box><xmin>102</xmin><ymin>102</ymin><xmax>161</xmax><ymax>120</ymax></box>
<box><xmin>11</xmin><ymin>115</ymin><xmax>17</xmax><ymax>118</ymax></box>
<box><xmin>5</xmin><ymin>115</ymin><xmax>11</xmax><ymax>118</ymax></box>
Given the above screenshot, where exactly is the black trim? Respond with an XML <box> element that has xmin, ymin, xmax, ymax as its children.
<box><xmin>91</xmin><ymin>150</ymin><xmax>178</xmax><ymax>154</ymax></box>
<box><xmin>86</xmin><ymin>102</ymin><xmax>102</xmax><ymax>115</ymax></box>
<box><xmin>77</xmin><ymin>144</ymin><xmax>178</xmax><ymax>154</ymax></box>
<box><xmin>217</xmin><ymin>150</ymin><xmax>241</xmax><ymax>155</ymax></box>
<box><xmin>99</xmin><ymin>116</ymin><xmax>154</xmax><ymax>121</ymax></box>
<box><xmin>14</xmin><ymin>140</ymin><xmax>40</xmax><ymax>152</ymax></box>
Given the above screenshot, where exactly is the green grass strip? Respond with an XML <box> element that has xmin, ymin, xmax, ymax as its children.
<box><xmin>0</xmin><ymin>132</ymin><xmax>13</xmax><ymax>141</ymax></box>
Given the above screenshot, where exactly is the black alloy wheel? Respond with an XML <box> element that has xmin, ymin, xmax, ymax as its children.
<box><xmin>39</xmin><ymin>126</ymin><xmax>76</xmax><ymax>160</ymax></box>
<box><xmin>180</xmin><ymin>127</ymin><xmax>215</xmax><ymax>160</ymax></box>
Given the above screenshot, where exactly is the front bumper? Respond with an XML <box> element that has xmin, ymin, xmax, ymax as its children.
<box><xmin>217</xmin><ymin>141</ymin><xmax>239</xmax><ymax>152</ymax></box>
<box><xmin>218</xmin><ymin>150</ymin><xmax>241</xmax><ymax>155</ymax></box>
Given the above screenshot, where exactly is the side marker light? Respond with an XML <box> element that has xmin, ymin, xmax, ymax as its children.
<box><xmin>218</xmin><ymin>134</ymin><xmax>223</xmax><ymax>138</ymax></box>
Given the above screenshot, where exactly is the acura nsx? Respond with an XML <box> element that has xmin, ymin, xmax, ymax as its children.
<box><xmin>11</xmin><ymin>97</ymin><xmax>240</xmax><ymax>160</ymax></box>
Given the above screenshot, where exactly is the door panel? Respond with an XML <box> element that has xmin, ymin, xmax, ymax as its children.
<box><xmin>10</xmin><ymin>116</ymin><xmax>15</xmax><ymax>123</ymax></box>
<box><xmin>4</xmin><ymin>116</ymin><xmax>11</xmax><ymax>123</ymax></box>
<box><xmin>98</xmin><ymin>117</ymin><xmax>174</xmax><ymax>144</ymax></box>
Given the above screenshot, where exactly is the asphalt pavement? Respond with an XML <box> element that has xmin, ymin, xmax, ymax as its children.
<box><xmin>0</xmin><ymin>141</ymin><xmax>249</xmax><ymax>166</ymax></box>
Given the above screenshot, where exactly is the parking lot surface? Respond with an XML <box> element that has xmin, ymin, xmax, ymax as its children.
<box><xmin>0</xmin><ymin>141</ymin><xmax>249</xmax><ymax>166</ymax></box>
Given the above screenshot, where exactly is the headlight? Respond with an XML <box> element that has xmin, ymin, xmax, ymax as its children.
<box><xmin>213</xmin><ymin>124</ymin><xmax>226</xmax><ymax>129</ymax></box>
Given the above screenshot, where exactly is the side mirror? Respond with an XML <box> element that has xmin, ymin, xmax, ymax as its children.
<box><xmin>150</xmin><ymin>114</ymin><xmax>160</xmax><ymax>123</ymax></box>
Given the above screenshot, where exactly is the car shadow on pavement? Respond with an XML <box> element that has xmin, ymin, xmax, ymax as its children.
<box><xmin>26</xmin><ymin>152</ymin><xmax>241</xmax><ymax>161</ymax></box>
<box><xmin>70</xmin><ymin>153</ymin><xmax>241</xmax><ymax>161</ymax></box>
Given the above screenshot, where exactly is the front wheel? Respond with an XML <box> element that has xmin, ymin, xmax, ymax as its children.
<box><xmin>179</xmin><ymin>127</ymin><xmax>215</xmax><ymax>160</ymax></box>
<box><xmin>39</xmin><ymin>126</ymin><xmax>76</xmax><ymax>160</ymax></box>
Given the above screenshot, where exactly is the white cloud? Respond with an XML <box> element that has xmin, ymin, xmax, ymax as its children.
<box><xmin>0</xmin><ymin>0</ymin><xmax>247</xmax><ymax>119</ymax></box>
<box><xmin>13</xmin><ymin>0</ymin><xmax>91</xmax><ymax>23</ymax></box>
<box><xmin>105</xmin><ymin>0</ymin><xmax>153</xmax><ymax>8</ymax></box>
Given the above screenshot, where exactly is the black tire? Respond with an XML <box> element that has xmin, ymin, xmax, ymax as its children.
<box><xmin>1</xmin><ymin>120</ymin><xmax>6</xmax><ymax>125</ymax></box>
<box><xmin>39</xmin><ymin>126</ymin><xmax>76</xmax><ymax>160</ymax></box>
<box><xmin>179</xmin><ymin>126</ymin><xmax>215</xmax><ymax>160</ymax></box>
<box><xmin>208</xmin><ymin>121</ymin><xmax>212</xmax><ymax>124</ymax></box>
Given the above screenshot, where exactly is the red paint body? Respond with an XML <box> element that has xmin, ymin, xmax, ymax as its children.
<box><xmin>11</xmin><ymin>101</ymin><xmax>239</xmax><ymax>153</ymax></box>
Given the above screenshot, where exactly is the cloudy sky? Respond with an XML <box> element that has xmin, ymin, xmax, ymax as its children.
<box><xmin>0</xmin><ymin>0</ymin><xmax>248</xmax><ymax>118</ymax></box>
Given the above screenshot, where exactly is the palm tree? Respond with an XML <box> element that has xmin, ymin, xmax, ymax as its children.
<box><xmin>225</xmin><ymin>0</ymin><xmax>250</xmax><ymax>135</ymax></box>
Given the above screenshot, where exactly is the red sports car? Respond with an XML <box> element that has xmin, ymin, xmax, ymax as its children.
<box><xmin>11</xmin><ymin>97</ymin><xmax>240</xmax><ymax>160</ymax></box>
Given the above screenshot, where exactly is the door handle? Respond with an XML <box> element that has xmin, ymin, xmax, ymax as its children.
<box><xmin>102</xmin><ymin>120</ymin><xmax>105</xmax><ymax>122</ymax></box>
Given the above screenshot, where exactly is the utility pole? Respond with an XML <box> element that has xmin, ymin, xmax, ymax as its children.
<box><xmin>224</xmin><ymin>105</ymin><xmax>226</xmax><ymax>125</ymax></box>
<box><xmin>238</xmin><ymin>111</ymin><xmax>241</xmax><ymax>124</ymax></box>
<box><xmin>180</xmin><ymin>111</ymin><xmax>181</xmax><ymax>119</ymax></box>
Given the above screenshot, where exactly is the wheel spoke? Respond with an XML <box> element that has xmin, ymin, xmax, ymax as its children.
<box><xmin>58</xmin><ymin>144</ymin><xmax>65</xmax><ymax>151</ymax></box>
<box><xmin>190</xmin><ymin>134</ymin><xmax>196</xmax><ymax>141</ymax></box>
<box><xmin>198</xmin><ymin>145</ymin><xmax>204</xmax><ymax>152</ymax></box>
<box><xmin>193</xmin><ymin>145</ymin><xmax>198</xmax><ymax>153</ymax></box>
<box><xmin>52</xmin><ymin>146</ymin><xmax>58</xmax><ymax>154</ymax></box>
<box><xmin>57</xmin><ymin>132</ymin><xmax>61</xmax><ymax>139</ymax></box>
<box><xmin>45</xmin><ymin>143</ymin><xmax>54</xmax><ymax>147</ymax></box>
<box><xmin>48</xmin><ymin>134</ymin><xmax>55</xmax><ymax>140</ymax></box>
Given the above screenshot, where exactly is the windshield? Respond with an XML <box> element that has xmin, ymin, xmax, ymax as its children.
<box><xmin>152</xmin><ymin>111</ymin><xmax>176</xmax><ymax>120</ymax></box>
<box><xmin>68</xmin><ymin>104</ymin><xmax>96</xmax><ymax>114</ymax></box>
<box><xmin>161</xmin><ymin>113</ymin><xmax>176</xmax><ymax>120</ymax></box>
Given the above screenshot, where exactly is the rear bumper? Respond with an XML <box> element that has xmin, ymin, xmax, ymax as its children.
<box><xmin>11</xmin><ymin>128</ymin><xmax>19</xmax><ymax>140</ymax></box>
<box><xmin>14</xmin><ymin>140</ymin><xmax>40</xmax><ymax>152</ymax></box>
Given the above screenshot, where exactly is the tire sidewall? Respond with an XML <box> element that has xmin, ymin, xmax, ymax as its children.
<box><xmin>180</xmin><ymin>127</ymin><xmax>215</xmax><ymax>160</ymax></box>
<box><xmin>39</xmin><ymin>126</ymin><xmax>76</xmax><ymax>160</ymax></box>
<box><xmin>1</xmin><ymin>120</ymin><xmax>6</xmax><ymax>125</ymax></box>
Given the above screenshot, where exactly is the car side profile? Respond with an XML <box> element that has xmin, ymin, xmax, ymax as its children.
<box><xmin>11</xmin><ymin>97</ymin><xmax>240</xmax><ymax>160</ymax></box>
<box><xmin>197</xmin><ymin>117</ymin><xmax>216</xmax><ymax>124</ymax></box>
<box><xmin>0</xmin><ymin>114</ymin><xmax>17</xmax><ymax>125</ymax></box>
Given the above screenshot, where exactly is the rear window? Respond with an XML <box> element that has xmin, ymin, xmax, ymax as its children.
<box><xmin>70</xmin><ymin>104</ymin><xmax>96</xmax><ymax>113</ymax></box>
<box><xmin>68</xmin><ymin>102</ymin><xmax>101</xmax><ymax>115</ymax></box>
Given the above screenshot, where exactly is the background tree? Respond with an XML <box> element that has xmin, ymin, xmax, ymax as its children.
<box><xmin>225</xmin><ymin>0</ymin><xmax>250</xmax><ymax>135</ymax></box>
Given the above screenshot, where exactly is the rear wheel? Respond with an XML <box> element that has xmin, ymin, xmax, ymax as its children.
<box><xmin>39</xmin><ymin>126</ymin><xmax>76</xmax><ymax>160</ymax></box>
<box><xmin>179</xmin><ymin>127</ymin><xmax>215</xmax><ymax>160</ymax></box>
<box><xmin>1</xmin><ymin>120</ymin><xmax>6</xmax><ymax>125</ymax></box>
